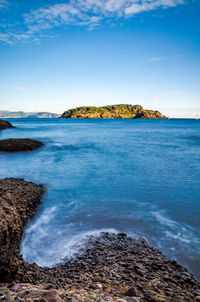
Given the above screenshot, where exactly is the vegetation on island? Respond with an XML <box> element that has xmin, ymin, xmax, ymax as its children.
<box><xmin>60</xmin><ymin>104</ymin><xmax>166</xmax><ymax>119</ymax></box>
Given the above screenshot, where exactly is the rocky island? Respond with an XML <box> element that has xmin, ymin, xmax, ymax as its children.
<box><xmin>1</xmin><ymin>178</ymin><xmax>200</xmax><ymax>302</ymax></box>
<box><xmin>60</xmin><ymin>104</ymin><xmax>166</xmax><ymax>119</ymax></box>
<box><xmin>0</xmin><ymin>119</ymin><xmax>14</xmax><ymax>131</ymax></box>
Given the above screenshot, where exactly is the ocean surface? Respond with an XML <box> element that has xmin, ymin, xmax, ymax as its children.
<box><xmin>0</xmin><ymin>118</ymin><xmax>200</xmax><ymax>280</ymax></box>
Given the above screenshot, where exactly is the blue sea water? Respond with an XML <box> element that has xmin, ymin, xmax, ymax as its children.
<box><xmin>0</xmin><ymin>118</ymin><xmax>200</xmax><ymax>280</ymax></box>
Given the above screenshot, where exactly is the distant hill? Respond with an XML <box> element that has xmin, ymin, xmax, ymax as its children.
<box><xmin>61</xmin><ymin>104</ymin><xmax>166</xmax><ymax>119</ymax></box>
<box><xmin>0</xmin><ymin>111</ymin><xmax>59</xmax><ymax>118</ymax></box>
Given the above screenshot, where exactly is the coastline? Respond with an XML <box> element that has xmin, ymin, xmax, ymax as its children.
<box><xmin>0</xmin><ymin>178</ymin><xmax>200</xmax><ymax>302</ymax></box>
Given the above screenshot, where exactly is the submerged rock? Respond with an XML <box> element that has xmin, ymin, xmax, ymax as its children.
<box><xmin>0</xmin><ymin>119</ymin><xmax>14</xmax><ymax>131</ymax></box>
<box><xmin>0</xmin><ymin>138</ymin><xmax>43</xmax><ymax>152</ymax></box>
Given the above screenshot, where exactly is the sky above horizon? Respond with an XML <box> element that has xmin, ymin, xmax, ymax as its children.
<box><xmin>0</xmin><ymin>0</ymin><xmax>200</xmax><ymax>118</ymax></box>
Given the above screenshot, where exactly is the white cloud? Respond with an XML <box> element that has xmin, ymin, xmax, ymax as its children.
<box><xmin>24</xmin><ymin>0</ymin><xmax>185</xmax><ymax>34</ymax></box>
<box><xmin>12</xmin><ymin>87</ymin><xmax>25</xmax><ymax>91</ymax></box>
<box><xmin>0</xmin><ymin>0</ymin><xmax>185</xmax><ymax>43</ymax></box>
<box><xmin>0</xmin><ymin>33</ymin><xmax>31</xmax><ymax>44</ymax></box>
<box><xmin>125</xmin><ymin>0</ymin><xmax>185</xmax><ymax>14</ymax></box>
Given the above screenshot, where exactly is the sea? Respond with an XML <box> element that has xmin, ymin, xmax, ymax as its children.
<box><xmin>0</xmin><ymin>118</ymin><xmax>200</xmax><ymax>280</ymax></box>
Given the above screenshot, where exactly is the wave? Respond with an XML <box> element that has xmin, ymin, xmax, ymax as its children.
<box><xmin>21</xmin><ymin>206</ymin><xmax>118</xmax><ymax>267</ymax></box>
<box><xmin>50</xmin><ymin>142</ymin><xmax>98</xmax><ymax>151</ymax></box>
<box><xmin>152</xmin><ymin>211</ymin><xmax>200</xmax><ymax>258</ymax></box>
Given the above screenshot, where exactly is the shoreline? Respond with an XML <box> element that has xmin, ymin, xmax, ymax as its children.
<box><xmin>0</xmin><ymin>178</ymin><xmax>200</xmax><ymax>301</ymax></box>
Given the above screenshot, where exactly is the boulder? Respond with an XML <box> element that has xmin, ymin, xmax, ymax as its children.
<box><xmin>0</xmin><ymin>119</ymin><xmax>14</xmax><ymax>130</ymax></box>
<box><xmin>0</xmin><ymin>138</ymin><xmax>43</xmax><ymax>152</ymax></box>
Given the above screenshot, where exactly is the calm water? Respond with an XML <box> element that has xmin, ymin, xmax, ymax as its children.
<box><xmin>0</xmin><ymin>118</ymin><xmax>200</xmax><ymax>280</ymax></box>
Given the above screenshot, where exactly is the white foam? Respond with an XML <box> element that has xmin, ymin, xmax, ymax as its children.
<box><xmin>152</xmin><ymin>210</ymin><xmax>200</xmax><ymax>247</ymax></box>
<box><xmin>21</xmin><ymin>219</ymin><xmax>118</xmax><ymax>267</ymax></box>
<box><xmin>23</xmin><ymin>206</ymin><xmax>57</xmax><ymax>234</ymax></box>
<box><xmin>57</xmin><ymin>228</ymin><xmax>118</xmax><ymax>265</ymax></box>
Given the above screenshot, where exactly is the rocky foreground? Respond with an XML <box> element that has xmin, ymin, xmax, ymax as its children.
<box><xmin>0</xmin><ymin>138</ymin><xmax>44</xmax><ymax>152</ymax></box>
<box><xmin>61</xmin><ymin>105</ymin><xmax>166</xmax><ymax>119</ymax></box>
<box><xmin>0</xmin><ymin>119</ymin><xmax>14</xmax><ymax>131</ymax></box>
<box><xmin>0</xmin><ymin>178</ymin><xmax>45</xmax><ymax>282</ymax></box>
<box><xmin>0</xmin><ymin>178</ymin><xmax>200</xmax><ymax>302</ymax></box>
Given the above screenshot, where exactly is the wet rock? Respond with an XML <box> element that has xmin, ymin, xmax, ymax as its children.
<box><xmin>0</xmin><ymin>138</ymin><xmax>43</xmax><ymax>152</ymax></box>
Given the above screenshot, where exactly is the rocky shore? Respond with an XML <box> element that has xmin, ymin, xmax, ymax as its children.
<box><xmin>0</xmin><ymin>178</ymin><xmax>200</xmax><ymax>302</ymax></box>
<box><xmin>0</xmin><ymin>178</ymin><xmax>45</xmax><ymax>282</ymax></box>
<box><xmin>0</xmin><ymin>119</ymin><xmax>14</xmax><ymax>131</ymax></box>
<box><xmin>0</xmin><ymin>138</ymin><xmax>44</xmax><ymax>152</ymax></box>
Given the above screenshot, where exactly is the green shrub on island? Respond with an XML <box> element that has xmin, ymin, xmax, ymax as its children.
<box><xmin>60</xmin><ymin>104</ymin><xmax>166</xmax><ymax>119</ymax></box>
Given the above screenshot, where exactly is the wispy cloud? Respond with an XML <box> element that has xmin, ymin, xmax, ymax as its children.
<box><xmin>0</xmin><ymin>33</ymin><xmax>31</xmax><ymax>44</ymax></box>
<box><xmin>148</xmin><ymin>56</ymin><xmax>168</xmax><ymax>62</ymax></box>
<box><xmin>0</xmin><ymin>0</ymin><xmax>185</xmax><ymax>44</ymax></box>
<box><xmin>12</xmin><ymin>87</ymin><xmax>25</xmax><ymax>91</ymax></box>
<box><xmin>0</xmin><ymin>0</ymin><xmax>7</xmax><ymax>8</ymax></box>
<box><xmin>162</xmin><ymin>90</ymin><xmax>183</xmax><ymax>95</ymax></box>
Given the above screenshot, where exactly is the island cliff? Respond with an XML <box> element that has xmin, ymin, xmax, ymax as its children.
<box><xmin>60</xmin><ymin>104</ymin><xmax>166</xmax><ymax>119</ymax></box>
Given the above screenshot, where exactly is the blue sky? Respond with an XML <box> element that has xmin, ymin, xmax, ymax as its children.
<box><xmin>0</xmin><ymin>0</ymin><xmax>200</xmax><ymax>117</ymax></box>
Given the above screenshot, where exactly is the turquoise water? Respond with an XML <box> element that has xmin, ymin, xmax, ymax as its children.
<box><xmin>0</xmin><ymin>118</ymin><xmax>200</xmax><ymax>279</ymax></box>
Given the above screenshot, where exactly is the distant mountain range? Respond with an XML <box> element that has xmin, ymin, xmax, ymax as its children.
<box><xmin>0</xmin><ymin>111</ymin><xmax>59</xmax><ymax>118</ymax></box>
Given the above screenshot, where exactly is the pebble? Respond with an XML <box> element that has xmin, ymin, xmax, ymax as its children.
<box><xmin>125</xmin><ymin>287</ymin><xmax>138</xmax><ymax>297</ymax></box>
<box><xmin>126</xmin><ymin>298</ymin><xmax>140</xmax><ymax>302</ymax></box>
<box><xmin>152</xmin><ymin>295</ymin><xmax>166</xmax><ymax>302</ymax></box>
